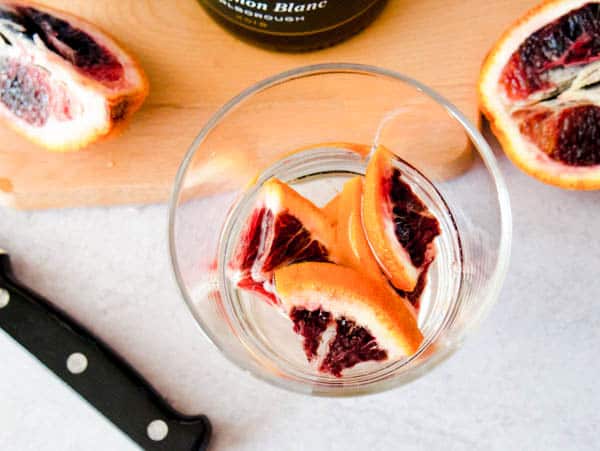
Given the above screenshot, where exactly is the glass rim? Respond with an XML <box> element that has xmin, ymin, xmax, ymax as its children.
<box><xmin>167</xmin><ymin>62</ymin><xmax>513</xmax><ymax>396</ymax></box>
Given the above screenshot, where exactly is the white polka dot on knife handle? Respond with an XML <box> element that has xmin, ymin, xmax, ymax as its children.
<box><xmin>66</xmin><ymin>353</ymin><xmax>88</xmax><ymax>374</ymax></box>
<box><xmin>147</xmin><ymin>420</ymin><xmax>168</xmax><ymax>441</ymax></box>
<box><xmin>0</xmin><ymin>288</ymin><xmax>9</xmax><ymax>309</ymax></box>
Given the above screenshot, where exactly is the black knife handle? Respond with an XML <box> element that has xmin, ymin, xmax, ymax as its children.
<box><xmin>0</xmin><ymin>252</ymin><xmax>211</xmax><ymax>451</ymax></box>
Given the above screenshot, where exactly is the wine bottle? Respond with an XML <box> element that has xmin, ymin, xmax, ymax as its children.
<box><xmin>198</xmin><ymin>0</ymin><xmax>388</xmax><ymax>52</ymax></box>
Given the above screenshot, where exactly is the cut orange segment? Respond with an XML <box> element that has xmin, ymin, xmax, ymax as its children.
<box><xmin>363</xmin><ymin>146</ymin><xmax>440</xmax><ymax>292</ymax></box>
<box><xmin>230</xmin><ymin>178</ymin><xmax>334</xmax><ymax>304</ymax></box>
<box><xmin>479</xmin><ymin>0</ymin><xmax>600</xmax><ymax>190</ymax></box>
<box><xmin>331</xmin><ymin>176</ymin><xmax>418</xmax><ymax>313</ymax></box>
<box><xmin>331</xmin><ymin>176</ymin><xmax>387</xmax><ymax>279</ymax></box>
<box><xmin>274</xmin><ymin>262</ymin><xmax>423</xmax><ymax>376</ymax></box>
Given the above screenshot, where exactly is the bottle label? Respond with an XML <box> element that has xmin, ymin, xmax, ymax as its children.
<box><xmin>200</xmin><ymin>0</ymin><xmax>381</xmax><ymax>35</ymax></box>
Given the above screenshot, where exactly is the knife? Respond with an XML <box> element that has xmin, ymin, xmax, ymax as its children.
<box><xmin>0</xmin><ymin>248</ymin><xmax>211</xmax><ymax>451</ymax></box>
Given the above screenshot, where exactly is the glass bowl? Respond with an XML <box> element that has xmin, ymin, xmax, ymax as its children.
<box><xmin>168</xmin><ymin>63</ymin><xmax>512</xmax><ymax>396</ymax></box>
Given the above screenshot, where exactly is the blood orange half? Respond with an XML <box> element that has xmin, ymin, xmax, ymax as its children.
<box><xmin>363</xmin><ymin>146</ymin><xmax>441</xmax><ymax>293</ymax></box>
<box><xmin>230</xmin><ymin>178</ymin><xmax>334</xmax><ymax>304</ymax></box>
<box><xmin>0</xmin><ymin>1</ymin><xmax>148</xmax><ymax>151</ymax></box>
<box><xmin>274</xmin><ymin>262</ymin><xmax>423</xmax><ymax>377</ymax></box>
<box><xmin>480</xmin><ymin>0</ymin><xmax>600</xmax><ymax>189</ymax></box>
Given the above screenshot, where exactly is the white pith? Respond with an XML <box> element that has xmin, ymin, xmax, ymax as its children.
<box><xmin>480</xmin><ymin>0</ymin><xmax>600</xmax><ymax>185</ymax></box>
<box><xmin>263</xmin><ymin>183</ymin><xmax>284</xmax><ymax>214</ymax></box>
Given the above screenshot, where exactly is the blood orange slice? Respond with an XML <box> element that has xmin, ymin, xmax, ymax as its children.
<box><xmin>230</xmin><ymin>178</ymin><xmax>334</xmax><ymax>304</ymax></box>
<box><xmin>274</xmin><ymin>262</ymin><xmax>423</xmax><ymax>376</ymax></box>
<box><xmin>328</xmin><ymin>176</ymin><xmax>420</xmax><ymax>312</ymax></box>
<box><xmin>480</xmin><ymin>0</ymin><xmax>600</xmax><ymax>189</ymax></box>
<box><xmin>363</xmin><ymin>147</ymin><xmax>441</xmax><ymax>293</ymax></box>
<box><xmin>330</xmin><ymin>177</ymin><xmax>382</xmax><ymax>278</ymax></box>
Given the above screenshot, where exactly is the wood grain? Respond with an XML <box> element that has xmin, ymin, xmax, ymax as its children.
<box><xmin>0</xmin><ymin>0</ymin><xmax>536</xmax><ymax>209</ymax></box>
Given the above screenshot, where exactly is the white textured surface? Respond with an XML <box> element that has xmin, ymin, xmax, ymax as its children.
<box><xmin>1</xmin><ymin>138</ymin><xmax>599</xmax><ymax>451</ymax></box>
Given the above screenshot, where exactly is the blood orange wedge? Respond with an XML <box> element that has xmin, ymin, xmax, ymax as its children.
<box><xmin>274</xmin><ymin>262</ymin><xmax>423</xmax><ymax>377</ymax></box>
<box><xmin>230</xmin><ymin>178</ymin><xmax>334</xmax><ymax>304</ymax></box>
<box><xmin>363</xmin><ymin>146</ymin><xmax>441</xmax><ymax>292</ymax></box>
<box><xmin>330</xmin><ymin>177</ymin><xmax>382</xmax><ymax>277</ymax></box>
<box><xmin>0</xmin><ymin>1</ymin><xmax>148</xmax><ymax>151</ymax></box>
<box><xmin>480</xmin><ymin>0</ymin><xmax>600</xmax><ymax>189</ymax></box>
<box><xmin>328</xmin><ymin>176</ymin><xmax>420</xmax><ymax>312</ymax></box>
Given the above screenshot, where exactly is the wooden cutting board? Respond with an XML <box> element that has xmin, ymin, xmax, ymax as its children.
<box><xmin>0</xmin><ymin>0</ymin><xmax>536</xmax><ymax>210</ymax></box>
